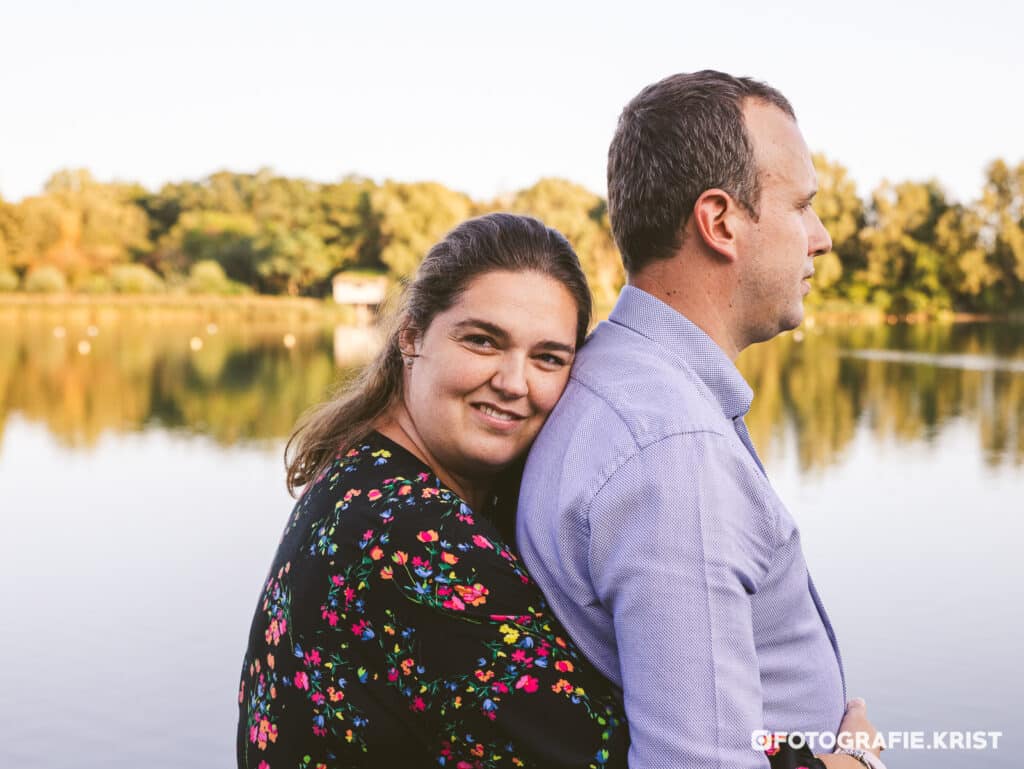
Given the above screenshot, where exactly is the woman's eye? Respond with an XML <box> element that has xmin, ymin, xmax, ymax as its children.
<box><xmin>536</xmin><ymin>353</ymin><xmax>568</xmax><ymax>367</ymax></box>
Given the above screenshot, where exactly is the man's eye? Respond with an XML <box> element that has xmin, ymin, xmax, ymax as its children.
<box><xmin>464</xmin><ymin>335</ymin><xmax>495</xmax><ymax>348</ymax></box>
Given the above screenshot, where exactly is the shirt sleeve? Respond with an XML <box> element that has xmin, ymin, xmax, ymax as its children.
<box><xmin>381</xmin><ymin>495</ymin><xmax>630</xmax><ymax>769</ymax></box>
<box><xmin>586</xmin><ymin>431</ymin><xmax>780</xmax><ymax>769</ymax></box>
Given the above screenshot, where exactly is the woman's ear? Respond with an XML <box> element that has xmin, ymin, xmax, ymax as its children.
<box><xmin>398</xmin><ymin>326</ymin><xmax>420</xmax><ymax>360</ymax></box>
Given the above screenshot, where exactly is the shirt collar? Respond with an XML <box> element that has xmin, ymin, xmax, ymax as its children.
<box><xmin>606</xmin><ymin>285</ymin><xmax>754</xmax><ymax>420</ymax></box>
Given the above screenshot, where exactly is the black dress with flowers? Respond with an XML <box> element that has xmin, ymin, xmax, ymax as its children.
<box><xmin>236</xmin><ymin>432</ymin><xmax>826</xmax><ymax>769</ymax></box>
<box><xmin>237</xmin><ymin>432</ymin><xmax>629</xmax><ymax>769</ymax></box>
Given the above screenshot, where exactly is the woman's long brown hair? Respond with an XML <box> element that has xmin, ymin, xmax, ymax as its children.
<box><xmin>284</xmin><ymin>213</ymin><xmax>592</xmax><ymax>497</ymax></box>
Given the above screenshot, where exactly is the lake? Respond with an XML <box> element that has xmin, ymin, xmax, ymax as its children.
<box><xmin>1</xmin><ymin>309</ymin><xmax>1021</xmax><ymax>768</ymax></box>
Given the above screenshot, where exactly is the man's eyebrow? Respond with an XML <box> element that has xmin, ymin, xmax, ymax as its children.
<box><xmin>453</xmin><ymin>318</ymin><xmax>575</xmax><ymax>354</ymax></box>
<box><xmin>799</xmin><ymin>190</ymin><xmax>818</xmax><ymax>206</ymax></box>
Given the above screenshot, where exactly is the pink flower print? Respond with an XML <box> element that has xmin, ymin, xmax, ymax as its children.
<box><xmin>454</xmin><ymin>583</ymin><xmax>489</xmax><ymax>607</ymax></box>
<box><xmin>367</xmin><ymin>489</ymin><xmax>382</xmax><ymax>501</ymax></box>
<box><xmin>491</xmin><ymin>681</ymin><xmax>509</xmax><ymax>693</ymax></box>
<box><xmin>421</xmin><ymin>487</ymin><xmax>440</xmax><ymax>499</ymax></box>
<box><xmin>293</xmin><ymin>671</ymin><xmax>310</xmax><ymax>690</ymax></box>
<box><xmin>551</xmin><ymin>678</ymin><xmax>573</xmax><ymax>694</ymax></box>
<box><xmin>410</xmin><ymin>695</ymin><xmax>426</xmax><ymax>712</ymax></box>
<box><xmin>442</xmin><ymin>595</ymin><xmax>466</xmax><ymax>611</ymax></box>
<box><xmin>417</xmin><ymin>529</ymin><xmax>439</xmax><ymax>542</ymax></box>
<box><xmin>331</xmin><ymin>574</ymin><xmax>345</xmax><ymax>586</ymax></box>
<box><xmin>342</xmin><ymin>488</ymin><xmax>361</xmax><ymax>503</ymax></box>
<box><xmin>514</xmin><ymin>674</ymin><xmax>539</xmax><ymax>693</ymax></box>
<box><xmin>351</xmin><ymin>619</ymin><xmax>369</xmax><ymax>637</ymax></box>
<box><xmin>511</xmin><ymin>649</ymin><xmax>533</xmax><ymax>666</ymax></box>
<box><xmin>417</xmin><ymin>472</ymin><xmax>430</xmax><ymax>482</ymax></box>
<box><xmin>322</xmin><ymin>609</ymin><xmax>338</xmax><ymax>627</ymax></box>
<box><xmin>311</xmin><ymin>691</ymin><xmax>326</xmax><ymax>705</ymax></box>
<box><xmin>361</xmin><ymin>529</ymin><xmax>374</xmax><ymax>541</ymax></box>
<box><xmin>251</xmin><ymin>718</ymin><xmax>278</xmax><ymax>750</ymax></box>
<box><xmin>554</xmin><ymin>659</ymin><xmax>574</xmax><ymax>672</ymax></box>
<box><xmin>387</xmin><ymin>667</ymin><xmax>399</xmax><ymax>682</ymax></box>
<box><xmin>304</xmin><ymin>649</ymin><xmax>321</xmax><ymax>666</ymax></box>
<box><xmin>472</xmin><ymin>534</ymin><xmax>494</xmax><ymax>550</ymax></box>
<box><xmin>258</xmin><ymin>761</ymin><xmax>270</xmax><ymax>769</ymax></box>
<box><xmin>398</xmin><ymin>483</ymin><xmax>412</xmax><ymax>495</ymax></box>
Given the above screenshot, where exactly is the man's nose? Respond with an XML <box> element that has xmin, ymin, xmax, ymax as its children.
<box><xmin>810</xmin><ymin>210</ymin><xmax>832</xmax><ymax>258</ymax></box>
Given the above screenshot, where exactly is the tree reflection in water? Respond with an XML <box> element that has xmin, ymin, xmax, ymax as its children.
<box><xmin>1</xmin><ymin>311</ymin><xmax>1022</xmax><ymax>469</ymax></box>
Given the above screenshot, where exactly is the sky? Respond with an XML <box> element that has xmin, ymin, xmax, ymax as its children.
<box><xmin>1</xmin><ymin>0</ymin><xmax>1021</xmax><ymax>205</ymax></box>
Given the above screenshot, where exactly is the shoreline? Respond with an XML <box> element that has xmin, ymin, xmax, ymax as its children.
<box><xmin>1</xmin><ymin>293</ymin><xmax>1020</xmax><ymax>327</ymax></box>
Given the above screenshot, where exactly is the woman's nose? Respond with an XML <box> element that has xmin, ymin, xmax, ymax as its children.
<box><xmin>491</xmin><ymin>354</ymin><xmax>529</xmax><ymax>398</ymax></box>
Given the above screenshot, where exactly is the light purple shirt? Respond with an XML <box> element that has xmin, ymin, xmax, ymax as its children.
<box><xmin>517</xmin><ymin>286</ymin><xmax>846</xmax><ymax>769</ymax></box>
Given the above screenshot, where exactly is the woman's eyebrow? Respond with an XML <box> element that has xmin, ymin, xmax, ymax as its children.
<box><xmin>536</xmin><ymin>340</ymin><xmax>576</xmax><ymax>354</ymax></box>
<box><xmin>452</xmin><ymin>318</ymin><xmax>508</xmax><ymax>339</ymax></box>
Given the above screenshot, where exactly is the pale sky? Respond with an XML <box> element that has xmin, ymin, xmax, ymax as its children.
<box><xmin>1</xmin><ymin>0</ymin><xmax>1020</xmax><ymax>205</ymax></box>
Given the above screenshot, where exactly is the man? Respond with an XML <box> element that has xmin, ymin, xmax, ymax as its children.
<box><xmin>517</xmin><ymin>71</ymin><xmax>863</xmax><ymax>768</ymax></box>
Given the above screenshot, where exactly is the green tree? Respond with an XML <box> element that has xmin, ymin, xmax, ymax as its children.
<box><xmin>507</xmin><ymin>178</ymin><xmax>624</xmax><ymax>311</ymax></box>
<box><xmin>859</xmin><ymin>180</ymin><xmax>952</xmax><ymax>314</ymax></box>
<box><xmin>811</xmin><ymin>154</ymin><xmax>866</xmax><ymax>299</ymax></box>
<box><xmin>371</xmin><ymin>181</ymin><xmax>474</xmax><ymax>278</ymax></box>
<box><xmin>974</xmin><ymin>159</ymin><xmax>1024</xmax><ymax>310</ymax></box>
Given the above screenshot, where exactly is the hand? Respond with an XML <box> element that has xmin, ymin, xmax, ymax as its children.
<box><xmin>816</xmin><ymin>698</ymin><xmax>884</xmax><ymax>767</ymax></box>
<box><xmin>837</xmin><ymin>697</ymin><xmax>884</xmax><ymax>757</ymax></box>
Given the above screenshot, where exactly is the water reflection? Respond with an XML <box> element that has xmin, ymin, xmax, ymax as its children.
<box><xmin>0</xmin><ymin>312</ymin><xmax>358</xmax><ymax>448</ymax></box>
<box><xmin>737</xmin><ymin>321</ymin><xmax>1024</xmax><ymax>470</ymax></box>
<box><xmin>1</xmin><ymin>312</ymin><xmax>1022</xmax><ymax>468</ymax></box>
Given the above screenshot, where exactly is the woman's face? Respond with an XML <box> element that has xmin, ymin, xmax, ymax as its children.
<box><xmin>401</xmin><ymin>269</ymin><xmax>579</xmax><ymax>483</ymax></box>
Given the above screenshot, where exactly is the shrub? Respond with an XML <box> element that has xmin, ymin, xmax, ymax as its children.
<box><xmin>0</xmin><ymin>267</ymin><xmax>18</xmax><ymax>292</ymax></box>
<box><xmin>73</xmin><ymin>272</ymin><xmax>113</xmax><ymax>294</ymax></box>
<box><xmin>187</xmin><ymin>259</ymin><xmax>249</xmax><ymax>295</ymax></box>
<box><xmin>24</xmin><ymin>265</ymin><xmax>67</xmax><ymax>293</ymax></box>
<box><xmin>109</xmin><ymin>264</ymin><xmax>165</xmax><ymax>294</ymax></box>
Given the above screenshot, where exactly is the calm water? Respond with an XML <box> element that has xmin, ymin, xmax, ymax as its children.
<box><xmin>1</xmin><ymin>313</ymin><xmax>1021</xmax><ymax>768</ymax></box>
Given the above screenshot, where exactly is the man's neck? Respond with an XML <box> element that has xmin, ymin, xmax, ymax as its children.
<box><xmin>628</xmin><ymin>269</ymin><xmax>744</xmax><ymax>361</ymax></box>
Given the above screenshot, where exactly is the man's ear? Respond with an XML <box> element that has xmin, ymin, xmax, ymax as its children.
<box><xmin>691</xmin><ymin>188</ymin><xmax>744</xmax><ymax>263</ymax></box>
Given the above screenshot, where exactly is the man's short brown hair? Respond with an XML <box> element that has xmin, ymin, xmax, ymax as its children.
<box><xmin>607</xmin><ymin>70</ymin><xmax>795</xmax><ymax>273</ymax></box>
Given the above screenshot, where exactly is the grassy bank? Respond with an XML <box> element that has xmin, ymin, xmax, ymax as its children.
<box><xmin>0</xmin><ymin>292</ymin><xmax>362</xmax><ymax>330</ymax></box>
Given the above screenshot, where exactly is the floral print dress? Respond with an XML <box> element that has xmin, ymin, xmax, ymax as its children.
<box><xmin>237</xmin><ymin>432</ymin><xmax>629</xmax><ymax>769</ymax></box>
<box><xmin>237</xmin><ymin>431</ymin><xmax>827</xmax><ymax>769</ymax></box>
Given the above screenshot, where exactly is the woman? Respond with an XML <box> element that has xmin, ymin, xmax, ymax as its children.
<box><xmin>236</xmin><ymin>213</ymin><xmax>854</xmax><ymax>768</ymax></box>
<box><xmin>238</xmin><ymin>213</ymin><xmax>627</xmax><ymax>768</ymax></box>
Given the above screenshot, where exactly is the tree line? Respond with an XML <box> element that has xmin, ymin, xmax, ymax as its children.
<box><xmin>1</xmin><ymin>157</ymin><xmax>1023</xmax><ymax>314</ymax></box>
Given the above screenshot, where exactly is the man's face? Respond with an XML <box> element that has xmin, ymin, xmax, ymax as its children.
<box><xmin>734</xmin><ymin>101</ymin><xmax>832</xmax><ymax>344</ymax></box>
